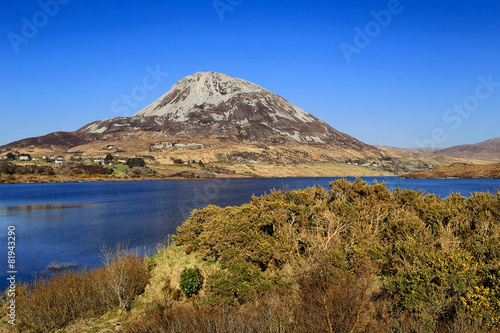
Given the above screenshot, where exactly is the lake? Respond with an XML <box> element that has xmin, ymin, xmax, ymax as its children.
<box><xmin>1</xmin><ymin>177</ymin><xmax>499</xmax><ymax>290</ymax></box>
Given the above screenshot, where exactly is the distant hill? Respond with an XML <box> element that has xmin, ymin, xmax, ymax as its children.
<box><xmin>378</xmin><ymin>136</ymin><xmax>500</xmax><ymax>164</ymax></box>
<box><xmin>401</xmin><ymin>163</ymin><xmax>500</xmax><ymax>179</ymax></box>
<box><xmin>431</xmin><ymin>137</ymin><xmax>500</xmax><ymax>163</ymax></box>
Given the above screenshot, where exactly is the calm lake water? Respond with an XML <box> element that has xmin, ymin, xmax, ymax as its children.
<box><xmin>1</xmin><ymin>177</ymin><xmax>499</xmax><ymax>290</ymax></box>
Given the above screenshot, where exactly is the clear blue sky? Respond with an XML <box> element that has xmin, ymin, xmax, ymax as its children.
<box><xmin>1</xmin><ymin>0</ymin><xmax>499</xmax><ymax>148</ymax></box>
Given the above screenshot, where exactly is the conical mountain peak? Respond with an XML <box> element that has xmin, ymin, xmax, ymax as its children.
<box><xmin>76</xmin><ymin>71</ymin><xmax>371</xmax><ymax>150</ymax></box>
<box><xmin>134</xmin><ymin>71</ymin><xmax>270</xmax><ymax>119</ymax></box>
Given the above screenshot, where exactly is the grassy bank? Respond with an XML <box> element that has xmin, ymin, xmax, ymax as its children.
<box><xmin>2</xmin><ymin>179</ymin><xmax>500</xmax><ymax>332</ymax></box>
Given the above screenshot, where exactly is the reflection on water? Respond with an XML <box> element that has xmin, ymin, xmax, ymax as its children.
<box><xmin>0</xmin><ymin>203</ymin><xmax>93</xmax><ymax>212</ymax></box>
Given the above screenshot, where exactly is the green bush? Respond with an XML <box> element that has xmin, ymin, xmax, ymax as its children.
<box><xmin>126</xmin><ymin>157</ymin><xmax>146</xmax><ymax>168</ymax></box>
<box><xmin>179</xmin><ymin>267</ymin><xmax>204</xmax><ymax>297</ymax></box>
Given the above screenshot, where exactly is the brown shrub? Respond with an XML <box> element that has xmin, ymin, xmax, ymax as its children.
<box><xmin>15</xmin><ymin>247</ymin><xmax>151</xmax><ymax>332</ymax></box>
<box><xmin>100</xmin><ymin>244</ymin><xmax>152</xmax><ymax>309</ymax></box>
<box><xmin>16</xmin><ymin>269</ymin><xmax>107</xmax><ymax>332</ymax></box>
<box><xmin>295</xmin><ymin>257</ymin><xmax>373</xmax><ymax>333</ymax></box>
<box><xmin>124</xmin><ymin>295</ymin><xmax>299</xmax><ymax>333</ymax></box>
<box><xmin>185</xmin><ymin>245</ymin><xmax>194</xmax><ymax>255</ymax></box>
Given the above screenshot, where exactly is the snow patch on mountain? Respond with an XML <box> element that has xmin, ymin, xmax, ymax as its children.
<box><xmin>82</xmin><ymin>123</ymin><xmax>107</xmax><ymax>134</ymax></box>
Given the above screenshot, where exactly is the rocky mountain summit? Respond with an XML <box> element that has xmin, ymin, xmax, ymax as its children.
<box><xmin>79</xmin><ymin>71</ymin><xmax>369</xmax><ymax>149</ymax></box>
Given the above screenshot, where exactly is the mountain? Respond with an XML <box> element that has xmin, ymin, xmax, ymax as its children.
<box><xmin>1</xmin><ymin>71</ymin><xmax>381</xmax><ymax>164</ymax></box>
<box><xmin>78</xmin><ymin>72</ymin><xmax>368</xmax><ymax>148</ymax></box>
<box><xmin>431</xmin><ymin>137</ymin><xmax>500</xmax><ymax>163</ymax></box>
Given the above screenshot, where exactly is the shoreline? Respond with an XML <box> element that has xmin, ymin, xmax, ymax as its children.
<box><xmin>3</xmin><ymin>174</ymin><xmax>500</xmax><ymax>185</ymax></box>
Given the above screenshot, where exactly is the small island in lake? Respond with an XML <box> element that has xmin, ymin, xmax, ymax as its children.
<box><xmin>400</xmin><ymin>163</ymin><xmax>500</xmax><ymax>179</ymax></box>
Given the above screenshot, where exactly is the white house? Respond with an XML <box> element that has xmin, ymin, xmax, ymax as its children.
<box><xmin>19</xmin><ymin>155</ymin><xmax>30</xmax><ymax>161</ymax></box>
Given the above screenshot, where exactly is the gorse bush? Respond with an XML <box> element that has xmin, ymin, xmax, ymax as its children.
<box><xmin>171</xmin><ymin>178</ymin><xmax>500</xmax><ymax>332</ymax></box>
<box><xmin>179</xmin><ymin>267</ymin><xmax>204</xmax><ymax>297</ymax></box>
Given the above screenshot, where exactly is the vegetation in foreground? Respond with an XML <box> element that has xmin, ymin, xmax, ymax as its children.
<box><xmin>2</xmin><ymin>246</ymin><xmax>151</xmax><ymax>332</ymax></box>
<box><xmin>2</xmin><ymin>179</ymin><xmax>500</xmax><ymax>332</ymax></box>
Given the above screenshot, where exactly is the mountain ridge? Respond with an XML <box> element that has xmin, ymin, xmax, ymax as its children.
<box><xmin>376</xmin><ymin>136</ymin><xmax>500</xmax><ymax>164</ymax></box>
<box><xmin>430</xmin><ymin>137</ymin><xmax>500</xmax><ymax>163</ymax></box>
